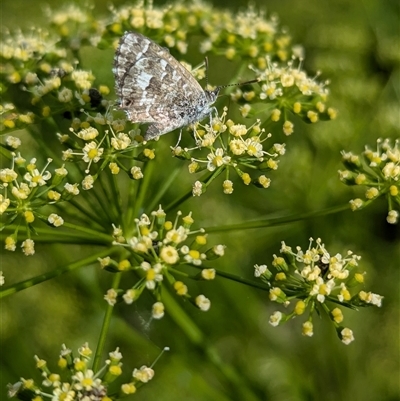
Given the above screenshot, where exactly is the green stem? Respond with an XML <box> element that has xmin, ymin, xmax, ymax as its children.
<box><xmin>63</xmin><ymin>197</ymin><xmax>106</xmax><ymax>229</ymax></box>
<box><xmin>0</xmin><ymin>248</ymin><xmax>115</xmax><ymax>298</ymax></box>
<box><xmin>164</xmin><ymin>187</ymin><xmax>194</xmax><ymax>213</ymax></box>
<box><xmin>162</xmin><ymin>288</ymin><xmax>204</xmax><ymax>344</ymax></box>
<box><xmin>125</xmin><ymin>161</ymin><xmax>156</xmax><ymax>234</ymax></box>
<box><xmin>27</xmin><ymin>121</ymin><xmax>65</xmax><ymax>165</ymax></box>
<box><xmin>1</xmin><ymin>223</ymin><xmax>112</xmax><ymax>243</ymax></box>
<box><xmin>146</xmin><ymin>165</ymin><xmax>183</xmax><ymax>212</ymax></box>
<box><xmin>87</xmin><ymin>179</ymin><xmax>117</xmax><ymax>225</ymax></box>
<box><xmin>94</xmin><ymin>167</ymin><xmax>120</xmax><ymax>223</ymax></box>
<box><xmin>191</xmin><ymin>264</ymin><xmax>270</xmax><ymax>291</ymax></box>
<box><xmin>165</xmin><ymin>169</ymin><xmax>223</xmax><ymax>212</ymax></box>
<box><xmin>162</xmin><ymin>289</ymin><xmax>262</xmax><ymax>401</ymax></box>
<box><xmin>134</xmin><ymin>160</ymin><xmax>156</xmax><ymax>217</ymax></box>
<box><xmin>61</xmin><ymin>221</ymin><xmax>111</xmax><ymax>240</ymax></box>
<box><xmin>205</xmin><ymin>203</ymin><xmax>350</xmax><ymax>232</ymax></box>
<box><xmin>108</xmin><ymin>168</ymin><xmax>124</xmax><ymax>221</ymax></box>
<box><xmin>92</xmin><ymin>272</ymin><xmax>122</xmax><ymax>372</ymax></box>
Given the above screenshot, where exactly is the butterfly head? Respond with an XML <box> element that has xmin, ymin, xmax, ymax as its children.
<box><xmin>205</xmin><ymin>87</ymin><xmax>221</xmax><ymax>105</ymax></box>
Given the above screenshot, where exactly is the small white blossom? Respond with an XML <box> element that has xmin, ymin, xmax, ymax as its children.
<box><xmin>130</xmin><ymin>166</ymin><xmax>143</xmax><ymax>180</ymax></box>
<box><xmin>152</xmin><ymin>301</ymin><xmax>165</xmax><ymax>319</ymax></box>
<box><xmin>48</xmin><ymin>213</ymin><xmax>64</xmax><ymax>227</ymax></box>
<box><xmin>111</xmin><ymin>133</ymin><xmax>131</xmax><ymax>150</ymax></box>
<box><xmin>0</xmin><ymin>168</ymin><xmax>18</xmax><ymax>183</ymax></box>
<box><xmin>64</xmin><ymin>182</ymin><xmax>80</xmax><ymax>195</ymax></box>
<box><xmin>82</xmin><ymin>175</ymin><xmax>94</xmax><ymax>190</ymax></box>
<box><xmin>195</xmin><ymin>294</ymin><xmax>211</xmax><ymax>311</ymax></box>
<box><xmin>82</xmin><ymin>141</ymin><xmax>103</xmax><ymax>163</ymax></box>
<box><xmin>132</xmin><ymin>366</ymin><xmax>155</xmax><ymax>383</ymax></box>
<box><xmin>269</xmin><ymin>311</ymin><xmax>282</xmax><ymax>326</ymax></box>
<box><xmin>254</xmin><ymin>264</ymin><xmax>268</xmax><ymax>277</ymax></box>
<box><xmin>104</xmin><ymin>289</ymin><xmax>118</xmax><ymax>306</ymax></box>
<box><xmin>192</xmin><ymin>181</ymin><xmax>203</xmax><ymax>196</ymax></box>
<box><xmin>6</xmin><ymin>136</ymin><xmax>21</xmax><ymax>149</ymax></box>
<box><xmin>340</xmin><ymin>327</ymin><xmax>354</xmax><ymax>345</ymax></box>
<box><xmin>206</xmin><ymin>148</ymin><xmax>231</xmax><ymax>171</ymax></box>
<box><xmin>21</xmin><ymin>239</ymin><xmax>35</xmax><ymax>256</ymax></box>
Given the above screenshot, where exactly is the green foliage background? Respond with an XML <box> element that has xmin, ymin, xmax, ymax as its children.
<box><xmin>1</xmin><ymin>0</ymin><xmax>399</xmax><ymax>400</ymax></box>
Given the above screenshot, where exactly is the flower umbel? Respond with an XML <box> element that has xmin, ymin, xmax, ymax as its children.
<box><xmin>339</xmin><ymin>138</ymin><xmax>400</xmax><ymax>224</ymax></box>
<box><xmin>255</xmin><ymin>238</ymin><xmax>383</xmax><ymax>344</ymax></box>
<box><xmin>173</xmin><ymin>108</ymin><xmax>285</xmax><ymax>194</ymax></box>
<box><xmin>0</xmin><ymin>150</ymin><xmax>73</xmax><ymax>254</ymax></box>
<box><xmin>7</xmin><ymin>343</ymin><xmax>158</xmax><ymax>401</ymax></box>
<box><xmin>101</xmin><ymin>206</ymin><xmax>223</xmax><ymax>316</ymax></box>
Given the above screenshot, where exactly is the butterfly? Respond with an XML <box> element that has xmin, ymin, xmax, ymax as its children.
<box><xmin>113</xmin><ymin>31</ymin><xmax>221</xmax><ymax>141</ymax></box>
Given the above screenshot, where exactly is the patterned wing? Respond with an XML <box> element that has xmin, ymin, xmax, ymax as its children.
<box><xmin>113</xmin><ymin>32</ymin><xmax>206</xmax><ymax>138</ymax></box>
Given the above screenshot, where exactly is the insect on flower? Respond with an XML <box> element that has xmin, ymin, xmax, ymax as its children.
<box><xmin>113</xmin><ymin>32</ymin><xmax>258</xmax><ymax>141</ymax></box>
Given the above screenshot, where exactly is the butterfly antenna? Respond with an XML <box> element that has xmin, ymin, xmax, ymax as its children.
<box><xmin>205</xmin><ymin>56</ymin><xmax>210</xmax><ymax>89</ymax></box>
<box><xmin>204</xmin><ymin>56</ymin><xmax>259</xmax><ymax>90</ymax></box>
<box><xmin>218</xmin><ymin>77</ymin><xmax>260</xmax><ymax>90</ymax></box>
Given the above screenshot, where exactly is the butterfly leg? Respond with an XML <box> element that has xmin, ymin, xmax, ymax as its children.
<box><xmin>172</xmin><ymin>129</ymin><xmax>183</xmax><ymax>149</ymax></box>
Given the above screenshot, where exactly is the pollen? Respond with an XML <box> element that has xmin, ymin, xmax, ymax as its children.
<box><xmin>331</xmin><ymin>308</ymin><xmax>343</xmax><ymax>323</ymax></box>
<box><xmin>74</xmin><ymin>359</ymin><xmax>86</xmax><ymax>371</ymax></box>
<box><xmin>307</xmin><ymin>111</ymin><xmax>319</xmax><ymax>123</ymax></box>
<box><xmin>389</xmin><ymin>185</ymin><xmax>398</xmax><ymax>196</ymax></box>
<box><xmin>189</xmin><ymin>249</ymin><xmax>200</xmax><ymax>259</ymax></box>
<box><xmin>294</xmin><ymin>300</ymin><xmax>306</xmax><ymax>315</ymax></box>
<box><xmin>271</xmin><ymin>109</ymin><xmax>281</xmax><ymax>122</ymax></box>
<box><xmin>24</xmin><ymin>211</ymin><xmax>35</xmax><ymax>223</ymax></box>
<box><xmin>195</xmin><ymin>235</ymin><xmax>207</xmax><ymax>245</ymax></box>
<box><xmin>118</xmin><ymin>260</ymin><xmax>131</xmax><ymax>271</ymax></box>
<box><xmin>293</xmin><ymin>102</ymin><xmax>302</xmax><ymax>113</ymax></box>
<box><xmin>121</xmin><ymin>383</ymin><xmax>137</xmax><ymax>394</ymax></box>
<box><xmin>82</xmin><ymin>377</ymin><xmax>93</xmax><ymax>387</ymax></box>
<box><xmin>146</xmin><ymin>269</ymin><xmax>156</xmax><ymax>281</ymax></box>
<box><xmin>173</xmin><ymin>281</ymin><xmax>188</xmax><ymax>295</ymax></box>
<box><xmin>143</xmin><ymin>148</ymin><xmax>155</xmax><ymax>159</ymax></box>
<box><xmin>87</xmin><ymin>148</ymin><xmax>98</xmax><ymax>160</ymax></box>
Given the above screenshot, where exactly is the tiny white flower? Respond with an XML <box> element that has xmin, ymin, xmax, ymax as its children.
<box><xmin>152</xmin><ymin>301</ymin><xmax>164</xmax><ymax>319</ymax></box>
<box><xmin>254</xmin><ymin>264</ymin><xmax>267</xmax><ymax>277</ymax></box>
<box><xmin>195</xmin><ymin>294</ymin><xmax>211</xmax><ymax>311</ymax></box>
<box><xmin>269</xmin><ymin>311</ymin><xmax>282</xmax><ymax>327</ymax></box>
<box><xmin>48</xmin><ymin>213</ymin><xmax>64</xmax><ymax>227</ymax></box>
<box><xmin>192</xmin><ymin>181</ymin><xmax>203</xmax><ymax>196</ymax></box>
<box><xmin>340</xmin><ymin>327</ymin><xmax>355</xmax><ymax>345</ymax></box>
<box><xmin>132</xmin><ymin>366</ymin><xmax>155</xmax><ymax>383</ymax></box>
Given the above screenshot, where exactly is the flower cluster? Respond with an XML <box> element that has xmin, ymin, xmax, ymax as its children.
<box><xmin>101</xmin><ymin>206</ymin><xmax>224</xmax><ymax>318</ymax></box>
<box><xmin>0</xmin><ymin>142</ymin><xmax>76</xmax><ymax>256</ymax></box>
<box><xmin>104</xmin><ymin>1</ymin><xmax>293</xmax><ymax>63</ymax></box>
<box><xmin>7</xmin><ymin>343</ymin><xmax>157</xmax><ymax>401</ymax></box>
<box><xmin>0</xmin><ymin>27</ymin><xmax>110</xmax><ymax>135</ymax></box>
<box><xmin>230</xmin><ymin>58</ymin><xmax>337</xmax><ymax>136</ymax></box>
<box><xmin>101</xmin><ymin>1</ymin><xmax>336</xmax><ymax>138</ymax></box>
<box><xmin>47</xmin><ymin>4</ymin><xmax>103</xmax><ymax>49</ymax></box>
<box><xmin>339</xmin><ymin>138</ymin><xmax>399</xmax><ymax>224</ymax></box>
<box><xmin>255</xmin><ymin>238</ymin><xmax>383</xmax><ymax>344</ymax></box>
<box><xmin>60</xmin><ymin>118</ymin><xmax>155</xmax><ymax>188</ymax></box>
<box><xmin>171</xmin><ymin>108</ymin><xmax>285</xmax><ymax>195</ymax></box>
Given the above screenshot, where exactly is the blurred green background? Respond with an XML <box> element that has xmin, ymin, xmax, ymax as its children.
<box><xmin>1</xmin><ymin>0</ymin><xmax>399</xmax><ymax>400</ymax></box>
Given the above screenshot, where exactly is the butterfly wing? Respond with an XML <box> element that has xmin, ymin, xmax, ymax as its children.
<box><xmin>113</xmin><ymin>32</ymin><xmax>207</xmax><ymax>138</ymax></box>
